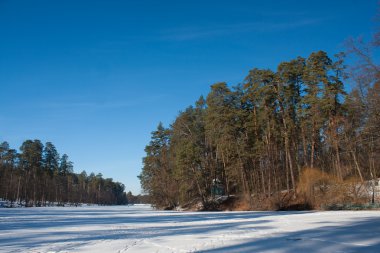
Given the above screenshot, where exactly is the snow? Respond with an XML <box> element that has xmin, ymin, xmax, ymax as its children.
<box><xmin>1</xmin><ymin>205</ymin><xmax>380</xmax><ymax>252</ymax></box>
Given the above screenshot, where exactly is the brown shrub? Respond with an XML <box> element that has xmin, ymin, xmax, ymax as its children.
<box><xmin>297</xmin><ymin>168</ymin><xmax>367</xmax><ymax>209</ymax></box>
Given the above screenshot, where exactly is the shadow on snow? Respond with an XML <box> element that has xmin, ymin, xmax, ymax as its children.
<box><xmin>0</xmin><ymin>206</ymin><xmax>379</xmax><ymax>252</ymax></box>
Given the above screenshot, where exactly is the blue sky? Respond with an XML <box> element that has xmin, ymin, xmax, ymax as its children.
<box><xmin>0</xmin><ymin>0</ymin><xmax>377</xmax><ymax>194</ymax></box>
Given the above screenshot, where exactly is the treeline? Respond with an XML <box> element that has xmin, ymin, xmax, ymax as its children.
<box><xmin>0</xmin><ymin>140</ymin><xmax>128</xmax><ymax>206</ymax></box>
<box><xmin>139</xmin><ymin>50</ymin><xmax>379</xmax><ymax>210</ymax></box>
<box><xmin>126</xmin><ymin>191</ymin><xmax>150</xmax><ymax>204</ymax></box>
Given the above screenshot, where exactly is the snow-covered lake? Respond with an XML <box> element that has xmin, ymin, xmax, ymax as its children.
<box><xmin>1</xmin><ymin>205</ymin><xmax>379</xmax><ymax>252</ymax></box>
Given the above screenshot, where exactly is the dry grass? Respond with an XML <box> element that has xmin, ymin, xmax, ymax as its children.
<box><xmin>183</xmin><ymin>168</ymin><xmax>372</xmax><ymax>211</ymax></box>
<box><xmin>296</xmin><ymin>167</ymin><xmax>368</xmax><ymax>209</ymax></box>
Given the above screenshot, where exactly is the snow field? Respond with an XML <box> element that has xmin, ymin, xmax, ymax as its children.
<box><xmin>0</xmin><ymin>205</ymin><xmax>379</xmax><ymax>252</ymax></box>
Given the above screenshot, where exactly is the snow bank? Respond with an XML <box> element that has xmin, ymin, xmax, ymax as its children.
<box><xmin>0</xmin><ymin>205</ymin><xmax>379</xmax><ymax>252</ymax></box>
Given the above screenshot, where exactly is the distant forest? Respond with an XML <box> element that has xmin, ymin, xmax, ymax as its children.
<box><xmin>140</xmin><ymin>45</ymin><xmax>379</xmax><ymax>209</ymax></box>
<box><xmin>0</xmin><ymin>140</ymin><xmax>128</xmax><ymax>206</ymax></box>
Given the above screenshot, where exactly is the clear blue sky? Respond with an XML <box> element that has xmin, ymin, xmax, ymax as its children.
<box><xmin>0</xmin><ymin>0</ymin><xmax>377</xmax><ymax>194</ymax></box>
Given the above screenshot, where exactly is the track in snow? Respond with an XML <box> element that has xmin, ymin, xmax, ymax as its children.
<box><xmin>1</xmin><ymin>205</ymin><xmax>380</xmax><ymax>252</ymax></box>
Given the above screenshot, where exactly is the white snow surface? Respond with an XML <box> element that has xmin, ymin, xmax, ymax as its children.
<box><xmin>1</xmin><ymin>205</ymin><xmax>380</xmax><ymax>253</ymax></box>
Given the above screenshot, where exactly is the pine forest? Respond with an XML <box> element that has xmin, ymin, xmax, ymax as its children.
<box><xmin>0</xmin><ymin>140</ymin><xmax>128</xmax><ymax>206</ymax></box>
<box><xmin>139</xmin><ymin>48</ymin><xmax>379</xmax><ymax>210</ymax></box>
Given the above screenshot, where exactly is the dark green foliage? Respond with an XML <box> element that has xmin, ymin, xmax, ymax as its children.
<box><xmin>139</xmin><ymin>51</ymin><xmax>379</xmax><ymax>209</ymax></box>
<box><xmin>0</xmin><ymin>140</ymin><xmax>128</xmax><ymax>206</ymax></box>
<box><xmin>138</xmin><ymin>123</ymin><xmax>176</xmax><ymax>208</ymax></box>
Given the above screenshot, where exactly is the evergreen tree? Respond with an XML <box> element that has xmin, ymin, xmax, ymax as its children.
<box><xmin>139</xmin><ymin>123</ymin><xmax>175</xmax><ymax>208</ymax></box>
